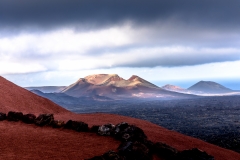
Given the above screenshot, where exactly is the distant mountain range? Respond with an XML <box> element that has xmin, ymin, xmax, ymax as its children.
<box><xmin>163</xmin><ymin>81</ymin><xmax>238</xmax><ymax>95</ymax></box>
<box><xmin>24</xmin><ymin>74</ymin><xmax>240</xmax><ymax>113</ymax></box>
<box><xmin>25</xmin><ymin>74</ymin><xmax>240</xmax><ymax>100</ymax></box>
<box><xmin>25</xmin><ymin>86</ymin><xmax>66</xmax><ymax>93</ymax></box>
<box><xmin>59</xmin><ymin>74</ymin><xmax>193</xmax><ymax>100</ymax></box>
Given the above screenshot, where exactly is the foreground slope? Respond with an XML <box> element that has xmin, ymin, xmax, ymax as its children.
<box><xmin>0</xmin><ymin>76</ymin><xmax>68</xmax><ymax>114</ymax></box>
<box><xmin>0</xmin><ymin>76</ymin><xmax>240</xmax><ymax>160</ymax></box>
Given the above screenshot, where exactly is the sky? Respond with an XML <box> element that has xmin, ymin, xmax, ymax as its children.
<box><xmin>0</xmin><ymin>0</ymin><xmax>240</xmax><ymax>89</ymax></box>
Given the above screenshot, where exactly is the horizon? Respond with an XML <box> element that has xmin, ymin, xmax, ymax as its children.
<box><xmin>4</xmin><ymin>73</ymin><xmax>238</xmax><ymax>90</ymax></box>
<box><xmin>1</xmin><ymin>1</ymin><xmax>240</xmax><ymax>90</ymax></box>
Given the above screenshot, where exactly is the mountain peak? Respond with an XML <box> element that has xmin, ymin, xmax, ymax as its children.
<box><xmin>128</xmin><ymin>75</ymin><xmax>140</xmax><ymax>81</ymax></box>
<box><xmin>188</xmin><ymin>80</ymin><xmax>232</xmax><ymax>93</ymax></box>
<box><xmin>162</xmin><ymin>84</ymin><xmax>187</xmax><ymax>93</ymax></box>
<box><xmin>162</xmin><ymin>84</ymin><xmax>184</xmax><ymax>90</ymax></box>
<box><xmin>84</xmin><ymin>74</ymin><xmax>124</xmax><ymax>85</ymax></box>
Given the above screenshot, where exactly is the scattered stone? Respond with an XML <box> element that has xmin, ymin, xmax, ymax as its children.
<box><xmin>98</xmin><ymin>123</ymin><xmax>115</xmax><ymax>136</ymax></box>
<box><xmin>116</xmin><ymin>125</ymin><xmax>147</xmax><ymax>142</ymax></box>
<box><xmin>153</xmin><ymin>142</ymin><xmax>178</xmax><ymax>159</ymax></box>
<box><xmin>102</xmin><ymin>150</ymin><xmax>123</xmax><ymax>160</ymax></box>
<box><xmin>87</xmin><ymin>151</ymin><xmax>123</xmax><ymax>160</ymax></box>
<box><xmin>90</xmin><ymin>125</ymin><xmax>100</xmax><ymax>133</ymax></box>
<box><xmin>0</xmin><ymin>112</ymin><xmax>7</xmax><ymax>121</ymax></box>
<box><xmin>35</xmin><ymin>114</ymin><xmax>54</xmax><ymax>126</ymax></box>
<box><xmin>7</xmin><ymin>111</ymin><xmax>23</xmax><ymax>121</ymax></box>
<box><xmin>52</xmin><ymin>120</ymin><xmax>65</xmax><ymax>128</ymax></box>
<box><xmin>65</xmin><ymin>120</ymin><xmax>88</xmax><ymax>132</ymax></box>
<box><xmin>114</xmin><ymin>122</ymin><xmax>129</xmax><ymax>133</ymax></box>
<box><xmin>176</xmin><ymin>148</ymin><xmax>214</xmax><ymax>160</ymax></box>
<box><xmin>22</xmin><ymin>114</ymin><xmax>36</xmax><ymax>124</ymax></box>
<box><xmin>143</xmin><ymin>139</ymin><xmax>154</xmax><ymax>152</ymax></box>
<box><xmin>118</xmin><ymin>141</ymin><xmax>152</xmax><ymax>160</ymax></box>
<box><xmin>118</xmin><ymin>141</ymin><xmax>133</xmax><ymax>154</ymax></box>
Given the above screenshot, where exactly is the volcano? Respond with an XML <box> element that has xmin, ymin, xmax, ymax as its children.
<box><xmin>61</xmin><ymin>74</ymin><xmax>194</xmax><ymax>99</ymax></box>
<box><xmin>0</xmin><ymin>76</ymin><xmax>239</xmax><ymax>160</ymax></box>
<box><xmin>188</xmin><ymin>81</ymin><xmax>232</xmax><ymax>94</ymax></box>
<box><xmin>162</xmin><ymin>84</ymin><xmax>188</xmax><ymax>93</ymax></box>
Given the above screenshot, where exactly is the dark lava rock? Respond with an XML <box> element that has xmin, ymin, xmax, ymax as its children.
<box><xmin>90</xmin><ymin>125</ymin><xmax>100</xmax><ymax>133</ymax></box>
<box><xmin>98</xmin><ymin>123</ymin><xmax>115</xmax><ymax>136</ymax></box>
<box><xmin>87</xmin><ymin>150</ymin><xmax>123</xmax><ymax>160</ymax></box>
<box><xmin>7</xmin><ymin>111</ymin><xmax>23</xmax><ymax>121</ymax></box>
<box><xmin>153</xmin><ymin>142</ymin><xmax>178</xmax><ymax>159</ymax></box>
<box><xmin>86</xmin><ymin>156</ymin><xmax>104</xmax><ymax>160</ymax></box>
<box><xmin>0</xmin><ymin>112</ymin><xmax>7</xmax><ymax>121</ymax></box>
<box><xmin>35</xmin><ymin>114</ymin><xmax>54</xmax><ymax>126</ymax></box>
<box><xmin>143</xmin><ymin>139</ymin><xmax>154</xmax><ymax>152</ymax></box>
<box><xmin>118</xmin><ymin>141</ymin><xmax>152</xmax><ymax>160</ymax></box>
<box><xmin>102</xmin><ymin>150</ymin><xmax>123</xmax><ymax>160</ymax></box>
<box><xmin>22</xmin><ymin>114</ymin><xmax>36</xmax><ymax>124</ymax></box>
<box><xmin>115</xmin><ymin>125</ymin><xmax>147</xmax><ymax>142</ymax></box>
<box><xmin>64</xmin><ymin>120</ymin><xmax>88</xmax><ymax>132</ymax></box>
<box><xmin>114</xmin><ymin>122</ymin><xmax>129</xmax><ymax>134</ymax></box>
<box><xmin>52</xmin><ymin>120</ymin><xmax>65</xmax><ymax>128</ymax></box>
<box><xmin>176</xmin><ymin>148</ymin><xmax>214</xmax><ymax>160</ymax></box>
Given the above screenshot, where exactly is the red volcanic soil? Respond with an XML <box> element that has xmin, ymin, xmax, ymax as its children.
<box><xmin>0</xmin><ymin>76</ymin><xmax>240</xmax><ymax>160</ymax></box>
<box><xmin>0</xmin><ymin>76</ymin><xmax>68</xmax><ymax>114</ymax></box>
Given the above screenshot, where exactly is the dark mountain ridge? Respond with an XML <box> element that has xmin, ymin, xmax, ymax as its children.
<box><xmin>188</xmin><ymin>81</ymin><xmax>232</xmax><ymax>93</ymax></box>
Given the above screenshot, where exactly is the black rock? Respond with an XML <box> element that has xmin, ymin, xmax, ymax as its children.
<box><xmin>22</xmin><ymin>114</ymin><xmax>36</xmax><ymax>124</ymax></box>
<box><xmin>102</xmin><ymin>150</ymin><xmax>123</xmax><ymax>160</ymax></box>
<box><xmin>52</xmin><ymin>120</ymin><xmax>65</xmax><ymax>128</ymax></box>
<box><xmin>114</xmin><ymin>122</ymin><xmax>129</xmax><ymax>133</ymax></box>
<box><xmin>0</xmin><ymin>112</ymin><xmax>7</xmax><ymax>121</ymax></box>
<box><xmin>118</xmin><ymin>141</ymin><xmax>152</xmax><ymax>160</ymax></box>
<box><xmin>153</xmin><ymin>142</ymin><xmax>178</xmax><ymax>159</ymax></box>
<box><xmin>35</xmin><ymin>114</ymin><xmax>54</xmax><ymax>126</ymax></box>
<box><xmin>116</xmin><ymin>125</ymin><xmax>147</xmax><ymax>142</ymax></box>
<box><xmin>86</xmin><ymin>156</ymin><xmax>105</xmax><ymax>160</ymax></box>
<box><xmin>176</xmin><ymin>148</ymin><xmax>214</xmax><ymax>160</ymax></box>
<box><xmin>142</xmin><ymin>139</ymin><xmax>154</xmax><ymax>152</ymax></box>
<box><xmin>118</xmin><ymin>141</ymin><xmax>133</xmax><ymax>154</ymax></box>
<box><xmin>90</xmin><ymin>125</ymin><xmax>100</xmax><ymax>133</ymax></box>
<box><xmin>87</xmin><ymin>150</ymin><xmax>123</xmax><ymax>160</ymax></box>
<box><xmin>7</xmin><ymin>111</ymin><xmax>23</xmax><ymax>121</ymax></box>
<box><xmin>98</xmin><ymin>123</ymin><xmax>115</xmax><ymax>136</ymax></box>
<box><xmin>65</xmin><ymin>120</ymin><xmax>88</xmax><ymax>132</ymax></box>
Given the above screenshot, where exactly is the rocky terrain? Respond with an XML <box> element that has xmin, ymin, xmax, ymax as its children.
<box><xmin>1</xmin><ymin>76</ymin><xmax>240</xmax><ymax>159</ymax></box>
<box><xmin>110</xmin><ymin>96</ymin><xmax>240</xmax><ymax>153</ymax></box>
<box><xmin>0</xmin><ymin>111</ymin><xmax>215</xmax><ymax>160</ymax></box>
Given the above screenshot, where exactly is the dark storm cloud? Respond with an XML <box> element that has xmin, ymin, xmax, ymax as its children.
<box><xmin>1</xmin><ymin>0</ymin><xmax>240</xmax><ymax>31</ymax></box>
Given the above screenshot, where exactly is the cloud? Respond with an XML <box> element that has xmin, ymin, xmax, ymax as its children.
<box><xmin>1</xmin><ymin>0</ymin><xmax>240</xmax><ymax>32</ymax></box>
<box><xmin>0</xmin><ymin>26</ymin><xmax>240</xmax><ymax>75</ymax></box>
<box><xmin>3</xmin><ymin>60</ymin><xmax>240</xmax><ymax>88</ymax></box>
<box><xmin>1</xmin><ymin>0</ymin><xmax>240</xmax><ymax>87</ymax></box>
<box><xmin>105</xmin><ymin>47</ymin><xmax>240</xmax><ymax>68</ymax></box>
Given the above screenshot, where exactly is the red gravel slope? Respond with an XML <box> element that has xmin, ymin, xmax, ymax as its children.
<box><xmin>0</xmin><ymin>76</ymin><xmax>69</xmax><ymax>114</ymax></box>
<box><xmin>0</xmin><ymin>76</ymin><xmax>239</xmax><ymax>160</ymax></box>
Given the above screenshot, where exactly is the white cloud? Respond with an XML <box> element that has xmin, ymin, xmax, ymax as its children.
<box><xmin>0</xmin><ymin>61</ymin><xmax>46</xmax><ymax>75</ymax></box>
<box><xmin>0</xmin><ymin>24</ymin><xmax>240</xmax><ymax>86</ymax></box>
